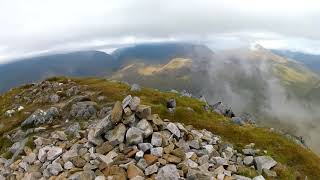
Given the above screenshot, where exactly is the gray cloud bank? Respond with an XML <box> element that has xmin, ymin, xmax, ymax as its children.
<box><xmin>1</xmin><ymin>0</ymin><xmax>320</xmax><ymax>62</ymax></box>
<box><xmin>194</xmin><ymin>50</ymin><xmax>320</xmax><ymax>154</ymax></box>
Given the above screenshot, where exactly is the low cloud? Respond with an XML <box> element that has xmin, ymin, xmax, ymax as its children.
<box><xmin>194</xmin><ymin>50</ymin><xmax>320</xmax><ymax>154</ymax></box>
<box><xmin>0</xmin><ymin>0</ymin><xmax>320</xmax><ymax>62</ymax></box>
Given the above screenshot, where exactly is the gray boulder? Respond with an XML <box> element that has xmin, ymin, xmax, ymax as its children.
<box><xmin>122</xmin><ymin>95</ymin><xmax>132</xmax><ymax>109</ymax></box>
<box><xmin>129</xmin><ymin>96</ymin><xmax>141</xmax><ymax>111</ymax></box>
<box><xmin>136</xmin><ymin>119</ymin><xmax>153</xmax><ymax>138</ymax></box>
<box><xmin>105</xmin><ymin>123</ymin><xmax>127</xmax><ymax>143</ymax></box>
<box><xmin>231</xmin><ymin>117</ymin><xmax>245</xmax><ymax>126</ymax></box>
<box><xmin>66</xmin><ymin>122</ymin><xmax>81</xmax><ymax>137</ymax></box>
<box><xmin>5</xmin><ymin>138</ymin><xmax>27</xmax><ymax>167</ymax></box>
<box><xmin>138</xmin><ymin>143</ymin><xmax>153</xmax><ymax>152</ymax></box>
<box><xmin>62</xmin><ymin>144</ymin><xmax>81</xmax><ymax>162</ymax></box>
<box><xmin>243</xmin><ymin>156</ymin><xmax>254</xmax><ymax>166</ymax></box>
<box><xmin>155</xmin><ymin>164</ymin><xmax>180</xmax><ymax>180</ymax></box>
<box><xmin>21</xmin><ymin>107</ymin><xmax>59</xmax><ymax>127</ymax></box>
<box><xmin>240</xmin><ymin>113</ymin><xmax>256</xmax><ymax>124</ymax></box>
<box><xmin>88</xmin><ymin>129</ymin><xmax>104</xmax><ymax>146</ymax></box>
<box><xmin>93</xmin><ymin>115</ymin><xmax>114</xmax><ymax>137</ymax></box>
<box><xmin>242</xmin><ymin>148</ymin><xmax>256</xmax><ymax>156</ymax></box>
<box><xmin>166</xmin><ymin>123</ymin><xmax>181</xmax><ymax>138</ymax></box>
<box><xmin>151</xmin><ymin>132</ymin><xmax>162</xmax><ymax>147</ymax></box>
<box><xmin>38</xmin><ymin>146</ymin><xmax>63</xmax><ymax>162</ymax></box>
<box><xmin>123</xmin><ymin>114</ymin><xmax>138</xmax><ymax>126</ymax></box>
<box><xmin>70</xmin><ymin>101</ymin><xmax>97</xmax><ymax>120</ymax></box>
<box><xmin>211</xmin><ymin>102</ymin><xmax>227</xmax><ymax>115</ymax></box>
<box><xmin>145</xmin><ymin>164</ymin><xmax>158</xmax><ymax>176</ymax></box>
<box><xmin>136</xmin><ymin>105</ymin><xmax>151</xmax><ymax>119</ymax></box>
<box><xmin>46</xmin><ymin>162</ymin><xmax>63</xmax><ymax>176</ymax></box>
<box><xmin>254</xmin><ymin>156</ymin><xmax>277</xmax><ymax>173</ymax></box>
<box><xmin>126</xmin><ymin>127</ymin><xmax>143</xmax><ymax>145</ymax></box>
<box><xmin>10</xmin><ymin>141</ymin><xmax>24</xmax><ymax>154</ymax></box>
<box><xmin>64</xmin><ymin>161</ymin><xmax>75</xmax><ymax>170</ymax></box>
<box><xmin>151</xmin><ymin>147</ymin><xmax>163</xmax><ymax>157</ymax></box>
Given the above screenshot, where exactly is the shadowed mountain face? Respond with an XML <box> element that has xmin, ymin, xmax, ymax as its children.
<box><xmin>271</xmin><ymin>50</ymin><xmax>320</xmax><ymax>73</ymax></box>
<box><xmin>111</xmin><ymin>42</ymin><xmax>215</xmax><ymax>65</ymax></box>
<box><xmin>0</xmin><ymin>51</ymin><xmax>116</xmax><ymax>93</ymax></box>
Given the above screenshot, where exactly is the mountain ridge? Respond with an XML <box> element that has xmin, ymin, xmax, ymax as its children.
<box><xmin>271</xmin><ymin>49</ymin><xmax>320</xmax><ymax>73</ymax></box>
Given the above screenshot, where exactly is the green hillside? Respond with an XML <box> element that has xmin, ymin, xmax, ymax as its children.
<box><xmin>1</xmin><ymin>77</ymin><xmax>319</xmax><ymax>179</ymax></box>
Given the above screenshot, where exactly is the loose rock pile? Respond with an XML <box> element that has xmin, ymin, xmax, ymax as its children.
<box><xmin>0</xmin><ymin>82</ymin><xmax>279</xmax><ymax>180</ymax></box>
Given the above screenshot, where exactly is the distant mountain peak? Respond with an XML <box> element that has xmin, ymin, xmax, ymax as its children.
<box><xmin>249</xmin><ymin>43</ymin><xmax>266</xmax><ymax>51</ymax></box>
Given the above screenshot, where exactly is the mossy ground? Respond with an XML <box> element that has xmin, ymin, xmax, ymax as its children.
<box><xmin>0</xmin><ymin>76</ymin><xmax>319</xmax><ymax>179</ymax></box>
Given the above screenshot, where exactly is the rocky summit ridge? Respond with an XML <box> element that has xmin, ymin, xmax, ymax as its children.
<box><xmin>0</xmin><ymin>77</ymin><xmax>318</xmax><ymax>179</ymax></box>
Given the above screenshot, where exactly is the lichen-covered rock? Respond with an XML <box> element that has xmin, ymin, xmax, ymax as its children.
<box><xmin>122</xmin><ymin>95</ymin><xmax>132</xmax><ymax>109</ymax></box>
<box><xmin>21</xmin><ymin>107</ymin><xmax>59</xmax><ymax>127</ymax></box>
<box><xmin>136</xmin><ymin>119</ymin><xmax>153</xmax><ymax>138</ymax></box>
<box><xmin>151</xmin><ymin>132</ymin><xmax>162</xmax><ymax>147</ymax></box>
<box><xmin>70</xmin><ymin>101</ymin><xmax>97</xmax><ymax>120</ymax></box>
<box><xmin>126</xmin><ymin>127</ymin><xmax>143</xmax><ymax>145</ymax></box>
<box><xmin>231</xmin><ymin>117</ymin><xmax>245</xmax><ymax>126</ymax></box>
<box><xmin>66</xmin><ymin>122</ymin><xmax>81</xmax><ymax>137</ymax></box>
<box><xmin>38</xmin><ymin>146</ymin><xmax>62</xmax><ymax>162</ymax></box>
<box><xmin>136</xmin><ymin>105</ymin><xmax>151</xmax><ymax>119</ymax></box>
<box><xmin>156</xmin><ymin>164</ymin><xmax>180</xmax><ymax>180</ymax></box>
<box><xmin>129</xmin><ymin>96</ymin><xmax>141</xmax><ymax>111</ymax></box>
<box><xmin>93</xmin><ymin>115</ymin><xmax>113</xmax><ymax>137</ymax></box>
<box><xmin>46</xmin><ymin>162</ymin><xmax>63</xmax><ymax>176</ymax></box>
<box><xmin>151</xmin><ymin>147</ymin><xmax>163</xmax><ymax>157</ymax></box>
<box><xmin>254</xmin><ymin>156</ymin><xmax>277</xmax><ymax>173</ymax></box>
<box><xmin>138</xmin><ymin>143</ymin><xmax>153</xmax><ymax>152</ymax></box>
<box><xmin>166</xmin><ymin>123</ymin><xmax>180</xmax><ymax>138</ymax></box>
<box><xmin>244</xmin><ymin>156</ymin><xmax>254</xmax><ymax>166</ymax></box>
<box><xmin>105</xmin><ymin>123</ymin><xmax>126</xmax><ymax>143</ymax></box>
<box><xmin>145</xmin><ymin>164</ymin><xmax>158</xmax><ymax>176</ymax></box>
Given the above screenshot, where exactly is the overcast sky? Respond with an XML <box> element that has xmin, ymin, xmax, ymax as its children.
<box><xmin>0</xmin><ymin>0</ymin><xmax>320</xmax><ymax>63</ymax></box>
